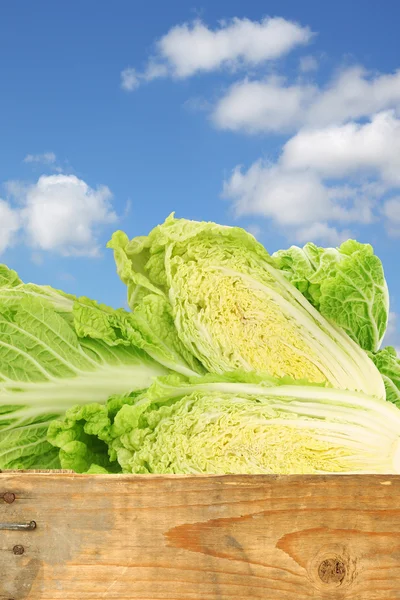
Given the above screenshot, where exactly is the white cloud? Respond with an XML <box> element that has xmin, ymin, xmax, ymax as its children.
<box><xmin>0</xmin><ymin>199</ymin><xmax>20</xmax><ymax>254</ymax></box>
<box><xmin>222</xmin><ymin>110</ymin><xmax>400</xmax><ymax>243</ymax></box>
<box><xmin>224</xmin><ymin>161</ymin><xmax>330</xmax><ymax>225</ymax></box>
<box><xmin>158</xmin><ymin>17</ymin><xmax>312</xmax><ymax>77</ymax></box>
<box><xmin>122</xmin><ymin>17</ymin><xmax>312</xmax><ymax>90</ymax></box>
<box><xmin>224</xmin><ymin>165</ymin><xmax>377</xmax><ymax>243</ymax></box>
<box><xmin>222</xmin><ymin>160</ymin><xmax>363</xmax><ymax>243</ymax></box>
<box><xmin>207</xmin><ymin>26</ymin><xmax>400</xmax><ymax>245</ymax></box>
<box><xmin>212</xmin><ymin>76</ymin><xmax>317</xmax><ymax>133</ymax></box>
<box><xmin>382</xmin><ymin>196</ymin><xmax>400</xmax><ymax>237</ymax></box>
<box><xmin>282</xmin><ymin>110</ymin><xmax>400</xmax><ymax>183</ymax></box>
<box><xmin>183</xmin><ymin>96</ymin><xmax>212</xmax><ymax>113</ymax></box>
<box><xmin>307</xmin><ymin>66</ymin><xmax>400</xmax><ymax>127</ymax></box>
<box><xmin>21</xmin><ymin>175</ymin><xmax>117</xmax><ymax>256</ymax></box>
<box><xmin>5</xmin><ymin>180</ymin><xmax>29</xmax><ymax>199</ymax></box>
<box><xmin>295</xmin><ymin>222</ymin><xmax>350</xmax><ymax>246</ymax></box>
<box><xmin>121</xmin><ymin>68</ymin><xmax>140</xmax><ymax>91</ymax></box>
<box><xmin>23</xmin><ymin>152</ymin><xmax>57</xmax><ymax>165</ymax></box>
<box><xmin>224</xmin><ymin>158</ymin><xmax>375</xmax><ymax>223</ymax></box>
<box><xmin>213</xmin><ymin>66</ymin><xmax>400</xmax><ymax>134</ymax></box>
<box><xmin>120</xmin><ymin>62</ymin><xmax>169</xmax><ymax>91</ymax></box>
<box><xmin>144</xmin><ymin>59</ymin><xmax>169</xmax><ymax>80</ymax></box>
<box><xmin>299</xmin><ymin>55</ymin><xmax>318</xmax><ymax>73</ymax></box>
<box><xmin>2</xmin><ymin>175</ymin><xmax>118</xmax><ymax>257</ymax></box>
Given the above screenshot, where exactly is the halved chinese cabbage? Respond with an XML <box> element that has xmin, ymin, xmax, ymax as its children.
<box><xmin>108</xmin><ymin>215</ymin><xmax>384</xmax><ymax>399</ymax></box>
<box><xmin>48</xmin><ymin>372</ymin><xmax>400</xmax><ymax>475</ymax></box>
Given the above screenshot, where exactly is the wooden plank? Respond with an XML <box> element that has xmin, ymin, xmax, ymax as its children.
<box><xmin>1</xmin><ymin>473</ymin><xmax>400</xmax><ymax>600</ymax></box>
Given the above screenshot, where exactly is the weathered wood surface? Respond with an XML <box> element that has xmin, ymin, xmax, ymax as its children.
<box><xmin>1</xmin><ymin>473</ymin><xmax>400</xmax><ymax>599</ymax></box>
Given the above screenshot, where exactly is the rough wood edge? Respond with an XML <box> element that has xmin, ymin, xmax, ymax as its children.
<box><xmin>1</xmin><ymin>471</ymin><xmax>399</xmax><ymax>481</ymax></box>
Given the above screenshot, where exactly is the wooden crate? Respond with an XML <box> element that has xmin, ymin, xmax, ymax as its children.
<box><xmin>1</xmin><ymin>472</ymin><xmax>400</xmax><ymax>599</ymax></box>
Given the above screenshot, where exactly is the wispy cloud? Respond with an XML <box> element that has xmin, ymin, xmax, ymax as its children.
<box><xmin>121</xmin><ymin>68</ymin><xmax>141</xmax><ymax>91</ymax></box>
<box><xmin>58</xmin><ymin>272</ymin><xmax>77</xmax><ymax>282</ymax></box>
<box><xmin>121</xmin><ymin>17</ymin><xmax>313</xmax><ymax>90</ymax></box>
<box><xmin>382</xmin><ymin>197</ymin><xmax>400</xmax><ymax>237</ymax></box>
<box><xmin>0</xmin><ymin>199</ymin><xmax>20</xmax><ymax>254</ymax></box>
<box><xmin>382</xmin><ymin>312</ymin><xmax>400</xmax><ymax>349</ymax></box>
<box><xmin>299</xmin><ymin>55</ymin><xmax>318</xmax><ymax>73</ymax></box>
<box><xmin>23</xmin><ymin>152</ymin><xmax>57</xmax><ymax>165</ymax></box>
<box><xmin>23</xmin><ymin>152</ymin><xmax>65</xmax><ymax>173</ymax></box>
<box><xmin>183</xmin><ymin>96</ymin><xmax>212</xmax><ymax>113</ymax></box>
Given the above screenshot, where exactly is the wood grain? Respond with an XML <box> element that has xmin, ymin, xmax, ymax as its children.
<box><xmin>1</xmin><ymin>473</ymin><xmax>400</xmax><ymax>599</ymax></box>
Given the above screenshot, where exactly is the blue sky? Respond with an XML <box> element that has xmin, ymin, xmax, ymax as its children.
<box><xmin>1</xmin><ymin>0</ymin><xmax>399</xmax><ymax>346</ymax></box>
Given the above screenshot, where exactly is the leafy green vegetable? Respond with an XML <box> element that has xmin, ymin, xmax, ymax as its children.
<box><xmin>370</xmin><ymin>346</ymin><xmax>400</xmax><ymax>406</ymax></box>
<box><xmin>108</xmin><ymin>214</ymin><xmax>385</xmax><ymax>399</ymax></box>
<box><xmin>0</xmin><ymin>265</ymin><xmax>169</xmax><ymax>470</ymax></box>
<box><xmin>48</xmin><ymin>372</ymin><xmax>400</xmax><ymax>475</ymax></box>
<box><xmin>3</xmin><ymin>214</ymin><xmax>396</xmax><ymax>476</ymax></box>
<box><xmin>272</xmin><ymin>240</ymin><xmax>389</xmax><ymax>353</ymax></box>
<box><xmin>47</xmin><ymin>393</ymin><xmax>143</xmax><ymax>473</ymax></box>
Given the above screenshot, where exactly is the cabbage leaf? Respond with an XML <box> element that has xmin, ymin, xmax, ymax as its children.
<box><xmin>371</xmin><ymin>346</ymin><xmax>400</xmax><ymax>406</ymax></box>
<box><xmin>0</xmin><ymin>265</ymin><xmax>168</xmax><ymax>470</ymax></box>
<box><xmin>272</xmin><ymin>240</ymin><xmax>389</xmax><ymax>352</ymax></box>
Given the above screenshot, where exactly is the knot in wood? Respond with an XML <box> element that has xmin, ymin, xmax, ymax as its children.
<box><xmin>318</xmin><ymin>557</ymin><xmax>346</xmax><ymax>584</ymax></box>
<box><xmin>3</xmin><ymin>492</ymin><xmax>15</xmax><ymax>504</ymax></box>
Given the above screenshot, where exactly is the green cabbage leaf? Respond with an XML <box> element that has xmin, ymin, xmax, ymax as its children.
<box><xmin>272</xmin><ymin>240</ymin><xmax>389</xmax><ymax>352</ymax></box>
<box><xmin>0</xmin><ymin>265</ymin><xmax>169</xmax><ymax>470</ymax></box>
<box><xmin>370</xmin><ymin>346</ymin><xmax>400</xmax><ymax>406</ymax></box>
